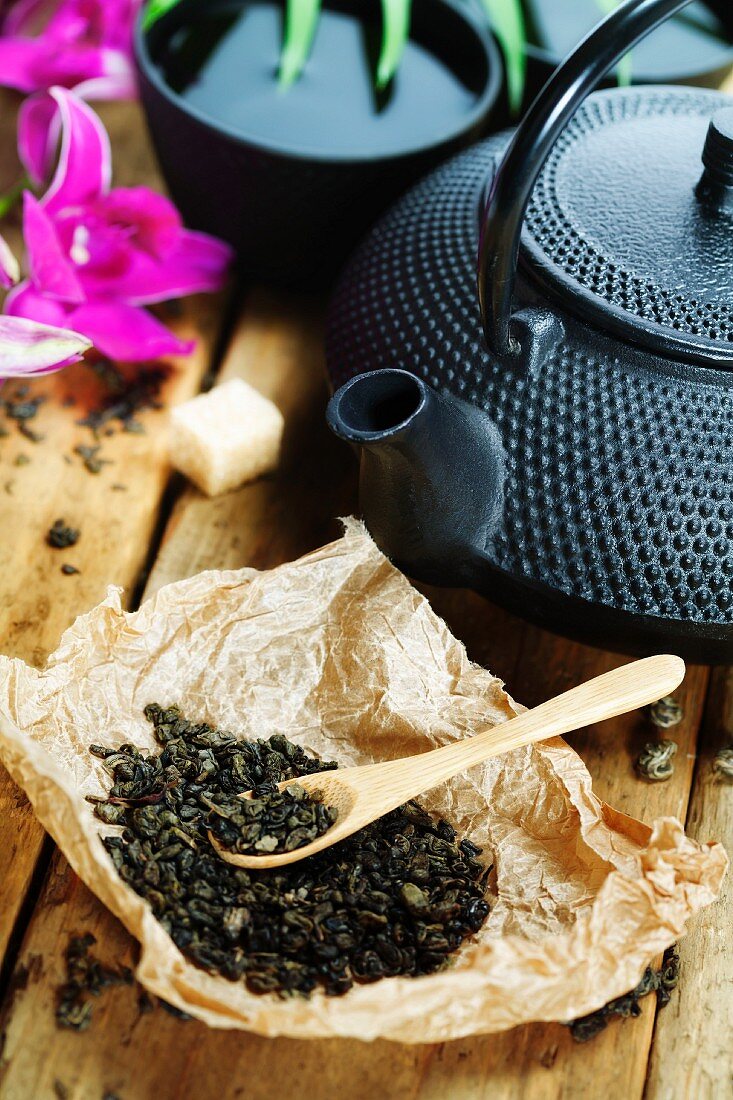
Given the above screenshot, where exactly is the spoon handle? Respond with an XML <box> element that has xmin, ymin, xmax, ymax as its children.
<box><xmin>214</xmin><ymin>655</ymin><xmax>686</xmax><ymax>870</ymax></box>
<box><xmin>389</xmin><ymin>654</ymin><xmax>685</xmax><ymax>796</ymax></box>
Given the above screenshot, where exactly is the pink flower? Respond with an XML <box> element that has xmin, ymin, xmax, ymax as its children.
<box><xmin>0</xmin><ymin>227</ymin><xmax>90</xmax><ymax>377</ymax></box>
<box><xmin>0</xmin><ymin>0</ymin><xmax>142</xmax><ymax>100</ymax></box>
<box><xmin>0</xmin><ymin>230</ymin><xmax>20</xmax><ymax>289</ymax></box>
<box><xmin>0</xmin><ymin>313</ymin><xmax>91</xmax><ymax>376</ymax></box>
<box><xmin>6</xmin><ymin>87</ymin><xmax>234</xmax><ymax>363</ymax></box>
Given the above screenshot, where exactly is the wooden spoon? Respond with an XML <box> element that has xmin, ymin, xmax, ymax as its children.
<box><xmin>211</xmin><ymin>654</ymin><xmax>685</xmax><ymax>870</ymax></box>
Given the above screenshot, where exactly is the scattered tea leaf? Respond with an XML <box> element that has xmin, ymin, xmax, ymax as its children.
<box><xmin>648</xmin><ymin>695</ymin><xmax>683</xmax><ymax>730</ymax></box>
<box><xmin>4</xmin><ymin>396</ymin><xmax>44</xmax><ymax>422</ymax></box>
<box><xmin>47</xmin><ymin>519</ymin><xmax>80</xmax><ymax>549</ymax></box>
<box><xmin>55</xmin><ymin>933</ymin><xmax>133</xmax><ymax>1031</ymax></box>
<box><xmin>568</xmin><ymin>946</ymin><xmax>679</xmax><ymax>1042</ymax></box>
<box><xmin>636</xmin><ymin>739</ymin><xmax>677</xmax><ymax>783</ymax></box>
<box><xmin>713</xmin><ymin>745</ymin><xmax>733</xmax><ymax>780</ymax></box>
<box><xmin>2</xmin><ymin>391</ymin><xmax>46</xmax><ymax>444</ymax></box>
<box><xmin>158</xmin><ymin>999</ymin><xmax>192</xmax><ymax>1021</ymax></box>
<box><xmin>19</xmin><ymin>423</ymin><xmax>44</xmax><ymax>443</ymax></box>
<box><xmin>74</xmin><ymin>444</ymin><xmax>111</xmax><ymax>475</ymax></box>
<box><xmin>78</xmin><ymin>363</ymin><xmax>166</xmax><ymax>435</ymax></box>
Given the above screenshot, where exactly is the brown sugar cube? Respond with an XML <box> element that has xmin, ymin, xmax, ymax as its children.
<box><xmin>170</xmin><ymin>378</ymin><xmax>284</xmax><ymax>496</ymax></box>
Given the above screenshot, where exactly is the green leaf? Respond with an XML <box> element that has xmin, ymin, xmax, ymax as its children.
<box><xmin>376</xmin><ymin>0</ymin><xmax>412</xmax><ymax>91</ymax></box>
<box><xmin>142</xmin><ymin>0</ymin><xmax>184</xmax><ymax>32</ymax></box>
<box><xmin>595</xmin><ymin>0</ymin><xmax>633</xmax><ymax>85</ymax></box>
<box><xmin>279</xmin><ymin>0</ymin><xmax>322</xmax><ymax>89</ymax></box>
<box><xmin>480</xmin><ymin>0</ymin><xmax>526</xmax><ymax>116</ymax></box>
<box><xmin>615</xmin><ymin>50</ymin><xmax>633</xmax><ymax>86</ymax></box>
<box><xmin>0</xmin><ymin>176</ymin><xmax>29</xmax><ymax>220</ymax></box>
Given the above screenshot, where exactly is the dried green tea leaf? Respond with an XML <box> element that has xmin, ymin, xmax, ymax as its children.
<box><xmin>713</xmin><ymin>745</ymin><xmax>733</xmax><ymax>780</ymax></box>
<box><xmin>636</xmin><ymin>739</ymin><xmax>677</xmax><ymax>782</ymax></box>
<box><xmin>568</xmin><ymin>945</ymin><xmax>679</xmax><ymax>1042</ymax></box>
<box><xmin>55</xmin><ymin>934</ymin><xmax>133</xmax><ymax>1031</ymax></box>
<box><xmin>47</xmin><ymin>520</ymin><xmax>80</xmax><ymax>549</ymax></box>
<box><xmin>648</xmin><ymin>695</ymin><xmax>683</xmax><ymax>730</ymax></box>
<box><xmin>92</xmin><ymin>705</ymin><xmax>491</xmax><ymax>999</ymax></box>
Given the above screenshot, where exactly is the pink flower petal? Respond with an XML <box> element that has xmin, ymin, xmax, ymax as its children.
<box><xmin>0</xmin><ymin>37</ymin><xmax>113</xmax><ymax>92</ymax></box>
<box><xmin>5</xmin><ymin>279</ymin><xmax>73</xmax><ymax>327</ymax></box>
<box><xmin>0</xmin><ymin>311</ymin><xmax>90</xmax><ymax>378</ymax></box>
<box><xmin>79</xmin><ymin>229</ymin><xmax>234</xmax><ymax>304</ymax></box>
<box><xmin>6</xmin><ymin>282</ymin><xmax>194</xmax><ymax>362</ymax></box>
<box><xmin>74</xmin><ymin>68</ymin><xmax>137</xmax><ymax>102</ymax></box>
<box><xmin>42</xmin><ymin>86</ymin><xmax>112</xmax><ymax>215</ymax></box>
<box><xmin>64</xmin><ymin>300</ymin><xmax>195</xmax><ymax>361</ymax></box>
<box><xmin>100</xmin><ymin>187</ymin><xmax>182</xmax><ymax>260</ymax></box>
<box><xmin>18</xmin><ymin>90</ymin><xmax>61</xmax><ymax>185</ymax></box>
<box><xmin>23</xmin><ymin>190</ymin><xmax>85</xmax><ymax>302</ymax></box>
<box><xmin>0</xmin><ymin>233</ymin><xmax>20</xmax><ymax>289</ymax></box>
<box><xmin>0</xmin><ymin>38</ymin><xmax>55</xmax><ymax>93</ymax></box>
<box><xmin>0</xmin><ymin>0</ymin><xmax>140</xmax><ymax>100</ymax></box>
<box><xmin>2</xmin><ymin>0</ymin><xmax>51</xmax><ymax>36</ymax></box>
<box><xmin>44</xmin><ymin>0</ymin><xmax>142</xmax><ymax>54</ymax></box>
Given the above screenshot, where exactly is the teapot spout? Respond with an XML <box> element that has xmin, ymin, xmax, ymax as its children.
<box><xmin>327</xmin><ymin>369</ymin><xmax>505</xmax><ymax>586</ymax></box>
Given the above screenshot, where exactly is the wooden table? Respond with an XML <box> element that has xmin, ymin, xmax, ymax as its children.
<box><xmin>0</xmin><ymin>89</ymin><xmax>730</xmax><ymax>1100</ymax></box>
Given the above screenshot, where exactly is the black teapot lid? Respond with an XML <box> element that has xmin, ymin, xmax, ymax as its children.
<box><xmin>479</xmin><ymin>0</ymin><xmax>733</xmax><ymax>369</ymax></box>
<box><xmin>521</xmin><ymin>90</ymin><xmax>733</xmax><ymax>365</ymax></box>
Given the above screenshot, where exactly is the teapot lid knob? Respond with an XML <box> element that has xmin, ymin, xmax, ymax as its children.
<box><xmin>698</xmin><ymin>108</ymin><xmax>733</xmax><ymax>209</ymax></box>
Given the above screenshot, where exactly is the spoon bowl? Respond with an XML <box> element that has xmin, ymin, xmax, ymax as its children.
<box><xmin>210</xmin><ymin>654</ymin><xmax>685</xmax><ymax>870</ymax></box>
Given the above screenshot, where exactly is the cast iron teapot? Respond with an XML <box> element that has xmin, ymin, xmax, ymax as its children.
<box><xmin>325</xmin><ymin>0</ymin><xmax>733</xmax><ymax>663</ymax></box>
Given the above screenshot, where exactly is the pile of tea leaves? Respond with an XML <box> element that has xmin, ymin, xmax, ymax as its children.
<box><xmin>89</xmin><ymin>705</ymin><xmax>491</xmax><ymax>997</ymax></box>
<box><xmin>209</xmin><ymin>781</ymin><xmax>338</xmax><ymax>855</ymax></box>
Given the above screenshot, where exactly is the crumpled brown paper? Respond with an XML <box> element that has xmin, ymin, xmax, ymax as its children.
<box><xmin>0</xmin><ymin>520</ymin><xmax>726</xmax><ymax>1042</ymax></box>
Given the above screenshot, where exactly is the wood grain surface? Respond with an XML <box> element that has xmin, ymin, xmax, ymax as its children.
<box><xmin>0</xmin><ymin>87</ymin><xmax>730</xmax><ymax>1100</ymax></box>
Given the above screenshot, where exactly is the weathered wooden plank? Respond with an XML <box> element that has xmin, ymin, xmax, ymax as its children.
<box><xmin>0</xmin><ymin>92</ymin><xmax>228</xmax><ymax>967</ymax></box>
<box><xmin>644</xmin><ymin>666</ymin><xmax>733</xmax><ymax>1100</ymax></box>
<box><xmin>0</xmin><ymin>291</ymin><xmax>711</xmax><ymax>1100</ymax></box>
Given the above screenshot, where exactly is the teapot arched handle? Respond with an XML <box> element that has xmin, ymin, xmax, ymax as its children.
<box><xmin>478</xmin><ymin>0</ymin><xmax>695</xmax><ymax>357</ymax></box>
